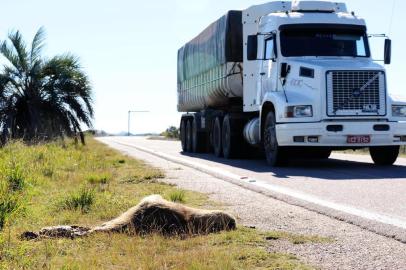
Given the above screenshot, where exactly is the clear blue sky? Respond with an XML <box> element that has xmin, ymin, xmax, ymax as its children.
<box><xmin>0</xmin><ymin>0</ymin><xmax>404</xmax><ymax>134</ymax></box>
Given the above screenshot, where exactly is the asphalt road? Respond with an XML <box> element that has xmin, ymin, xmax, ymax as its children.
<box><xmin>99</xmin><ymin>136</ymin><xmax>406</xmax><ymax>242</ymax></box>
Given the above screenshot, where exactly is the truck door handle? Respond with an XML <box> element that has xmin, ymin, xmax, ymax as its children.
<box><xmin>260</xmin><ymin>72</ymin><xmax>266</xmax><ymax>76</ymax></box>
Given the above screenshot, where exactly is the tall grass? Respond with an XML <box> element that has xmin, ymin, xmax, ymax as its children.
<box><xmin>62</xmin><ymin>188</ymin><xmax>95</xmax><ymax>212</ymax></box>
<box><xmin>86</xmin><ymin>173</ymin><xmax>111</xmax><ymax>185</ymax></box>
<box><xmin>169</xmin><ymin>190</ymin><xmax>186</xmax><ymax>203</ymax></box>
<box><xmin>6</xmin><ymin>162</ymin><xmax>25</xmax><ymax>191</ymax></box>
<box><xmin>0</xmin><ymin>147</ymin><xmax>27</xmax><ymax>230</ymax></box>
<box><xmin>0</xmin><ymin>192</ymin><xmax>20</xmax><ymax>230</ymax></box>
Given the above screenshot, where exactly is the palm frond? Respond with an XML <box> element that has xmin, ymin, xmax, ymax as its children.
<box><xmin>7</xmin><ymin>30</ymin><xmax>29</xmax><ymax>72</ymax></box>
<box><xmin>0</xmin><ymin>41</ymin><xmax>21</xmax><ymax>72</ymax></box>
<box><xmin>30</xmin><ymin>27</ymin><xmax>46</xmax><ymax>65</ymax></box>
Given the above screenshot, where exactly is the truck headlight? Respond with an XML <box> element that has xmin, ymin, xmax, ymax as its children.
<box><xmin>392</xmin><ymin>105</ymin><xmax>406</xmax><ymax>117</ymax></box>
<box><xmin>285</xmin><ymin>105</ymin><xmax>313</xmax><ymax>118</ymax></box>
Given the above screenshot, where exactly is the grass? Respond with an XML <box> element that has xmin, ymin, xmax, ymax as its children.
<box><xmin>86</xmin><ymin>173</ymin><xmax>111</xmax><ymax>185</ymax></box>
<box><xmin>5</xmin><ymin>162</ymin><xmax>26</xmax><ymax>191</ymax></box>
<box><xmin>62</xmin><ymin>187</ymin><xmax>96</xmax><ymax>212</ymax></box>
<box><xmin>169</xmin><ymin>189</ymin><xmax>186</xmax><ymax>203</ymax></box>
<box><xmin>0</xmin><ymin>193</ymin><xmax>20</xmax><ymax>230</ymax></box>
<box><xmin>0</xmin><ymin>137</ymin><xmax>317</xmax><ymax>269</ymax></box>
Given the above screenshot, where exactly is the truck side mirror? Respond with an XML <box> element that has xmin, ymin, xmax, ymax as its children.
<box><xmin>247</xmin><ymin>35</ymin><xmax>258</xmax><ymax>61</ymax></box>
<box><xmin>384</xmin><ymin>39</ymin><xmax>392</xmax><ymax>65</ymax></box>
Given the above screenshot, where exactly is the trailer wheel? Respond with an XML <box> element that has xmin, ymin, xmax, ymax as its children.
<box><xmin>186</xmin><ymin>119</ymin><xmax>193</xmax><ymax>153</ymax></box>
<box><xmin>212</xmin><ymin>117</ymin><xmax>223</xmax><ymax>157</ymax></box>
<box><xmin>222</xmin><ymin>115</ymin><xmax>244</xmax><ymax>159</ymax></box>
<box><xmin>180</xmin><ymin>118</ymin><xmax>187</xmax><ymax>152</ymax></box>
<box><xmin>192</xmin><ymin>118</ymin><xmax>205</xmax><ymax>153</ymax></box>
<box><xmin>263</xmin><ymin>111</ymin><xmax>288</xmax><ymax>166</ymax></box>
<box><xmin>370</xmin><ymin>146</ymin><xmax>399</xmax><ymax>166</ymax></box>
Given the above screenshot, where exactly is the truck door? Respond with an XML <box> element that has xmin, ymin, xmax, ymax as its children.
<box><xmin>260</xmin><ymin>35</ymin><xmax>277</xmax><ymax>101</ymax></box>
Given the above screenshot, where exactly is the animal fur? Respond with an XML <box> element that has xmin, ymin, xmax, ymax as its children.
<box><xmin>21</xmin><ymin>195</ymin><xmax>236</xmax><ymax>240</ymax></box>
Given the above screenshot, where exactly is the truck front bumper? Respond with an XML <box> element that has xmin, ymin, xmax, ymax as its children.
<box><xmin>276</xmin><ymin>121</ymin><xmax>406</xmax><ymax>147</ymax></box>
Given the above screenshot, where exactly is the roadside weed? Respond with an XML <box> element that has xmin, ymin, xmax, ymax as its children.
<box><xmin>62</xmin><ymin>188</ymin><xmax>95</xmax><ymax>212</ymax></box>
<box><xmin>168</xmin><ymin>189</ymin><xmax>186</xmax><ymax>203</ymax></box>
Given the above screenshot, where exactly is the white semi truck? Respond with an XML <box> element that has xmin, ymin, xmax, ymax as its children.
<box><xmin>177</xmin><ymin>1</ymin><xmax>406</xmax><ymax>166</ymax></box>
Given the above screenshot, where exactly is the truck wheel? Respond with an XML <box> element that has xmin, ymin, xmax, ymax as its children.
<box><xmin>222</xmin><ymin>115</ymin><xmax>243</xmax><ymax>159</ymax></box>
<box><xmin>192</xmin><ymin>118</ymin><xmax>205</xmax><ymax>153</ymax></box>
<box><xmin>180</xmin><ymin>119</ymin><xmax>187</xmax><ymax>152</ymax></box>
<box><xmin>212</xmin><ymin>117</ymin><xmax>223</xmax><ymax>157</ymax></box>
<box><xmin>316</xmin><ymin>150</ymin><xmax>332</xmax><ymax>159</ymax></box>
<box><xmin>186</xmin><ymin>119</ymin><xmax>193</xmax><ymax>153</ymax></box>
<box><xmin>369</xmin><ymin>146</ymin><xmax>400</xmax><ymax>166</ymax></box>
<box><xmin>308</xmin><ymin>148</ymin><xmax>332</xmax><ymax>159</ymax></box>
<box><xmin>263</xmin><ymin>111</ymin><xmax>287</xmax><ymax>166</ymax></box>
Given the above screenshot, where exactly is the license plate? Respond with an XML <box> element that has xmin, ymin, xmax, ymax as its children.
<box><xmin>347</xmin><ymin>135</ymin><xmax>371</xmax><ymax>144</ymax></box>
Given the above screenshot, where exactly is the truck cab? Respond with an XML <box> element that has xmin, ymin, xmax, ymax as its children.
<box><xmin>243</xmin><ymin>1</ymin><xmax>406</xmax><ymax>166</ymax></box>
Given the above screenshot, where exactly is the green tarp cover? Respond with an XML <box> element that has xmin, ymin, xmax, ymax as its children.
<box><xmin>177</xmin><ymin>11</ymin><xmax>243</xmax><ymax>83</ymax></box>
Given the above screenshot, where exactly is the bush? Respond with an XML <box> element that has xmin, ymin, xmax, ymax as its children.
<box><xmin>161</xmin><ymin>126</ymin><xmax>179</xmax><ymax>140</ymax></box>
<box><xmin>63</xmin><ymin>188</ymin><xmax>95</xmax><ymax>212</ymax></box>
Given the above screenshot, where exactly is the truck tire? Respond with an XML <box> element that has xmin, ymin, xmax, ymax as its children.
<box><xmin>180</xmin><ymin>119</ymin><xmax>187</xmax><ymax>152</ymax></box>
<box><xmin>318</xmin><ymin>149</ymin><xmax>332</xmax><ymax>159</ymax></box>
<box><xmin>186</xmin><ymin>119</ymin><xmax>193</xmax><ymax>153</ymax></box>
<box><xmin>222</xmin><ymin>115</ymin><xmax>244</xmax><ymax>159</ymax></box>
<box><xmin>212</xmin><ymin>116</ymin><xmax>223</xmax><ymax>157</ymax></box>
<box><xmin>369</xmin><ymin>146</ymin><xmax>399</xmax><ymax>166</ymax></box>
<box><xmin>192</xmin><ymin>118</ymin><xmax>205</xmax><ymax>153</ymax></box>
<box><xmin>263</xmin><ymin>111</ymin><xmax>288</xmax><ymax>166</ymax></box>
<box><xmin>309</xmin><ymin>148</ymin><xmax>332</xmax><ymax>159</ymax></box>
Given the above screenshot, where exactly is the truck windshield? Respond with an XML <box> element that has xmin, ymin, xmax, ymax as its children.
<box><xmin>280</xmin><ymin>28</ymin><xmax>370</xmax><ymax>57</ymax></box>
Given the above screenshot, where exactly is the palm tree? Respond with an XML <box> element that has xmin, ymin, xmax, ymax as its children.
<box><xmin>0</xmin><ymin>27</ymin><xmax>93</xmax><ymax>144</ymax></box>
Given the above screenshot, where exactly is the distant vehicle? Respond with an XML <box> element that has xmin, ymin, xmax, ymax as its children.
<box><xmin>177</xmin><ymin>1</ymin><xmax>406</xmax><ymax>166</ymax></box>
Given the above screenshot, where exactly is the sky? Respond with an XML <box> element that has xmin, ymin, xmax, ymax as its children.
<box><xmin>0</xmin><ymin>0</ymin><xmax>404</xmax><ymax>134</ymax></box>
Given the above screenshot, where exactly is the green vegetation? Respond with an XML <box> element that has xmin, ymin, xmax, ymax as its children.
<box><xmin>0</xmin><ymin>193</ymin><xmax>20</xmax><ymax>231</ymax></box>
<box><xmin>86</xmin><ymin>173</ymin><xmax>111</xmax><ymax>185</ymax></box>
<box><xmin>161</xmin><ymin>126</ymin><xmax>180</xmax><ymax>140</ymax></box>
<box><xmin>5</xmin><ymin>162</ymin><xmax>26</xmax><ymax>191</ymax></box>
<box><xmin>0</xmin><ymin>138</ymin><xmax>316</xmax><ymax>269</ymax></box>
<box><xmin>169</xmin><ymin>189</ymin><xmax>186</xmax><ymax>203</ymax></box>
<box><xmin>62</xmin><ymin>187</ymin><xmax>96</xmax><ymax>212</ymax></box>
<box><xmin>0</xmin><ymin>27</ymin><xmax>93</xmax><ymax>144</ymax></box>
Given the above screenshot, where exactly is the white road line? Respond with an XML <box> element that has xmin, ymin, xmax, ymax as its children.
<box><xmin>109</xmin><ymin>140</ymin><xmax>406</xmax><ymax>231</ymax></box>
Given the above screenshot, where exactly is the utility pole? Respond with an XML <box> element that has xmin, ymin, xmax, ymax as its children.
<box><xmin>128</xmin><ymin>110</ymin><xmax>149</xmax><ymax>136</ymax></box>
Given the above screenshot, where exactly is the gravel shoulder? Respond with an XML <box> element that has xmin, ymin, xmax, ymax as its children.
<box><xmin>98</xmin><ymin>138</ymin><xmax>406</xmax><ymax>270</ymax></box>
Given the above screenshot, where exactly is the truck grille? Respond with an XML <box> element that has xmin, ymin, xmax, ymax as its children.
<box><xmin>327</xmin><ymin>71</ymin><xmax>386</xmax><ymax>116</ymax></box>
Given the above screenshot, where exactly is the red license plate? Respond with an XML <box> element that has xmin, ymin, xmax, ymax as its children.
<box><xmin>347</xmin><ymin>135</ymin><xmax>371</xmax><ymax>144</ymax></box>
